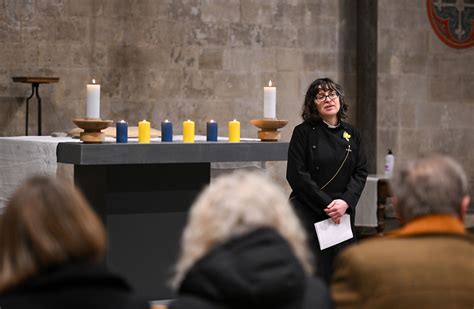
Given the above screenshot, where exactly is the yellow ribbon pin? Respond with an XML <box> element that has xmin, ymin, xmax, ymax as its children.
<box><xmin>343</xmin><ymin>131</ymin><xmax>351</xmax><ymax>141</ymax></box>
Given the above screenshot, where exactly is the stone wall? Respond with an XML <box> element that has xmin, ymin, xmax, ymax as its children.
<box><xmin>377</xmin><ymin>0</ymin><xmax>474</xmax><ymax>199</ymax></box>
<box><xmin>1</xmin><ymin>1</ymin><xmax>472</xmax><ymax>200</ymax></box>
<box><xmin>0</xmin><ymin>0</ymin><xmax>356</xmax><ymax>193</ymax></box>
<box><xmin>2</xmin><ymin>0</ymin><xmax>471</xmax><ymax>203</ymax></box>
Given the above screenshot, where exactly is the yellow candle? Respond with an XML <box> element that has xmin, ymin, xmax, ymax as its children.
<box><xmin>183</xmin><ymin>119</ymin><xmax>195</xmax><ymax>143</ymax></box>
<box><xmin>138</xmin><ymin>120</ymin><xmax>150</xmax><ymax>144</ymax></box>
<box><xmin>228</xmin><ymin>119</ymin><xmax>240</xmax><ymax>142</ymax></box>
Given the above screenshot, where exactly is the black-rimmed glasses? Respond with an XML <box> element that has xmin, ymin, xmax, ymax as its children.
<box><xmin>315</xmin><ymin>92</ymin><xmax>338</xmax><ymax>102</ymax></box>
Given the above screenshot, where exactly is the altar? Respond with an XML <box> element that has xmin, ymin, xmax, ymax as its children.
<box><xmin>56</xmin><ymin>140</ymin><xmax>289</xmax><ymax>300</ymax></box>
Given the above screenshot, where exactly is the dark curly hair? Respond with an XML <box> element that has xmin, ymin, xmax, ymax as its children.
<box><xmin>301</xmin><ymin>78</ymin><xmax>348</xmax><ymax>125</ymax></box>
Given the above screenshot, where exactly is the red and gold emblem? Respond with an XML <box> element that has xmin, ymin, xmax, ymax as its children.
<box><xmin>427</xmin><ymin>0</ymin><xmax>474</xmax><ymax>49</ymax></box>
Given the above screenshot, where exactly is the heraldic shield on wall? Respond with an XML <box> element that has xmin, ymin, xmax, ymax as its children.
<box><xmin>427</xmin><ymin>0</ymin><xmax>474</xmax><ymax>48</ymax></box>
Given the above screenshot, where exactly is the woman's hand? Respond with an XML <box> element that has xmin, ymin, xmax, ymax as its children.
<box><xmin>324</xmin><ymin>199</ymin><xmax>349</xmax><ymax>224</ymax></box>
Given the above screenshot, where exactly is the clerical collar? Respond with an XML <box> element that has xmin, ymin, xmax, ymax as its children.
<box><xmin>323</xmin><ymin>120</ymin><xmax>340</xmax><ymax>128</ymax></box>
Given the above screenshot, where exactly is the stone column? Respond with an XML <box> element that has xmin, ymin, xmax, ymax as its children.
<box><xmin>356</xmin><ymin>0</ymin><xmax>377</xmax><ymax>173</ymax></box>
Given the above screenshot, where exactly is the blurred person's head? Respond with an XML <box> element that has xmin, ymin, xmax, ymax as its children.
<box><xmin>172</xmin><ymin>171</ymin><xmax>313</xmax><ymax>288</ymax></box>
<box><xmin>391</xmin><ymin>154</ymin><xmax>470</xmax><ymax>224</ymax></box>
<box><xmin>0</xmin><ymin>176</ymin><xmax>106</xmax><ymax>292</ymax></box>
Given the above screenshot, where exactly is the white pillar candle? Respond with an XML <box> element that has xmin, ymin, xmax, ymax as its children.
<box><xmin>86</xmin><ymin>79</ymin><xmax>100</xmax><ymax>119</ymax></box>
<box><xmin>263</xmin><ymin>80</ymin><xmax>276</xmax><ymax>119</ymax></box>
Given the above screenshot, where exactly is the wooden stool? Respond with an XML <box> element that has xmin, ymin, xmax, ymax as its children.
<box><xmin>12</xmin><ymin>76</ymin><xmax>59</xmax><ymax>136</ymax></box>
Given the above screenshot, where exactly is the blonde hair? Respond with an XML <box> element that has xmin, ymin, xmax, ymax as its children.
<box><xmin>172</xmin><ymin>171</ymin><xmax>313</xmax><ymax>288</ymax></box>
<box><xmin>0</xmin><ymin>176</ymin><xmax>106</xmax><ymax>292</ymax></box>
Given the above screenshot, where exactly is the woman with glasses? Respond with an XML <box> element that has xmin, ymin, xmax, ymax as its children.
<box><xmin>286</xmin><ymin>77</ymin><xmax>368</xmax><ymax>284</ymax></box>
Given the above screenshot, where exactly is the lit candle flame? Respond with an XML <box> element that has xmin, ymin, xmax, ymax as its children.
<box><xmin>268</xmin><ymin>80</ymin><xmax>272</xmax><ymax>87</ymax></box>
<box><xmin>92</xmin><ymin>79</ymin><xmax>96</xmax><ymax>84</ymax></box>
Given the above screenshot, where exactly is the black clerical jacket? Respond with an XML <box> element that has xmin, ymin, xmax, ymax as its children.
<box><xmin>286</xmin><ymin>120</ymin><xmax>368</xmax><ymax>223</ymax></box>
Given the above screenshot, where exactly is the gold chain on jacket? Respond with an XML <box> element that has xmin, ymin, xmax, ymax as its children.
<box><xmin>320</xmin><ymin>145</ymin><xmax>351</xmax><ymax>191</ymax></box>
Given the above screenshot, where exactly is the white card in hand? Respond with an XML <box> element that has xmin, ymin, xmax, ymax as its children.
<box><xmin>314</xmin><ymin>214</ymin><xmax>353</xmax><ymax>250</ymax></box>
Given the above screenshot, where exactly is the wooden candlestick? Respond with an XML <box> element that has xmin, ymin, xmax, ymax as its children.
<box><xmin>73</xmin><ymin>118</ymin><xmax>113</xmax><ymax>144</ymax></box>
<box><xmin>250</xmin><ymin>118</ymin><xmax>288</xmax><ymax>141</ymax></box>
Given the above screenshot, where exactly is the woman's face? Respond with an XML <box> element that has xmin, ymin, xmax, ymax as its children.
<box><xmin>315</xmin><ymin>88</ymin><xmax>340</xmax><ymax>121</ymax></box>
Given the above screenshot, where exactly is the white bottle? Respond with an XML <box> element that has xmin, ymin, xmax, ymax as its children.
<box><xmin>384</xmin><ymin>149</ymin><xmax>395</xmax><ymax>178</ymax></box>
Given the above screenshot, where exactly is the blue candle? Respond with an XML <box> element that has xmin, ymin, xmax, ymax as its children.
<box><xmin>206</xmin><ymin>120</ymin><xmax>218</xmax><ymax>142</ymax></box>
<box><xmin>116</xmin><ymin>120</ymin><xmax>128</xmax><ymax>143</ymax></box>
<box><xmin>161</xmin><ymin>119</ymin><xmax>173</xmax><ymax>142</ymax></box>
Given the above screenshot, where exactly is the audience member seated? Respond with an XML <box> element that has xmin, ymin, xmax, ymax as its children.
<box><xmin>331</xmin><ymin>154</ymin><xmax>474</xmax><ymax>308</ymax></box>
<box><xmin>168</xmin><ymin>171</ymin><xmax>332</xmax><ymax>309</ymax></box>
<box><xmin>0</xmin><ymin>176</ymin><xmax>149</xmax><ymax>309</ymax></box>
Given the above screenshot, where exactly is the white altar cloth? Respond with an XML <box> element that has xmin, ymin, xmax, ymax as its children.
<box><xmin>354</xmin><ymin>176</ymin><xmax>383</xmax><ymax>227</ymax></box>
<box><xmin>0</xmin><ymin>136</ymin><xmax>78</xmax><ymax>209</ymax></box>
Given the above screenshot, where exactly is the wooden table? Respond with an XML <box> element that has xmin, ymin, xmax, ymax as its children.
<box><xmin>12</xmin><ymin>77</ymin><xmax>59</xmax><ymax>136</ymax></box>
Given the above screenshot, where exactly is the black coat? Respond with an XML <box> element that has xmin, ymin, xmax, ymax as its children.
<box><xmin>286</xmin><ymin>120</ymin><xmax>368</xmax><ymax>225</ymax></box>
<box><xmin>169</xmin><ymin>228</ymin><xmax>332</xmax><ymax>309</ymax></box>
<box><xmin>0</xmin><ymin>261</ymin><xmax>149</xmax><ymax>309</ymax></box>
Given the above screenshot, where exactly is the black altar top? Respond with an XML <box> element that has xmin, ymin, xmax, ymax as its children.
<box><xmin>57</xmin><ymin>141</ymin><xmax>289</xmax><ymax>165</ymax></box>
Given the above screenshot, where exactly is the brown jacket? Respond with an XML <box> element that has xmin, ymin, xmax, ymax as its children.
<box><xmin>331</xmin><ymin>215</ymin><xmax>474</xmax><ymax>309</ymax></box>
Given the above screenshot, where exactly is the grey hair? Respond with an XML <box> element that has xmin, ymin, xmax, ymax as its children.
<box><xmin>391</xmin><ymin>154</ymin><xmax>469</xmax><ymax>222</ymax></box>
<box><xmin>171</xmin><ymin>171</ymin><xmax>313</xmax><ymax>289</ymax></box>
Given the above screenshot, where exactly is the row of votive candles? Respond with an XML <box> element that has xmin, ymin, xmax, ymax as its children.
<box><xmin>116</xmin><ymin>119</ymin><xmax>241</xmax><ymax>143</ymax></box>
